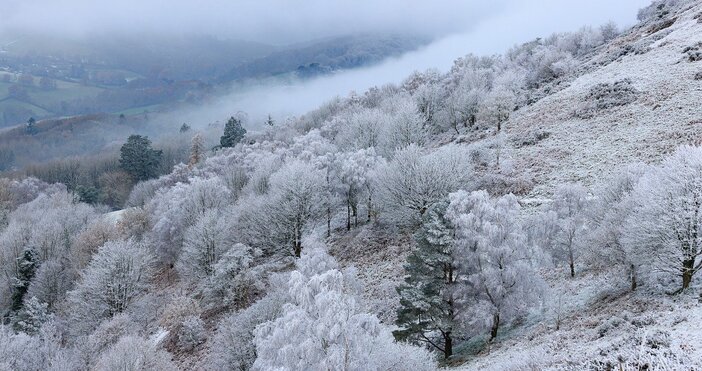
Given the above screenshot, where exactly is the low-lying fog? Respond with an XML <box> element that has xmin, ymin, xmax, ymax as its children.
<box><xmin>163</xmin><ymin>0</ymin><xmax>650</xmax><ymax>130</ymax></box>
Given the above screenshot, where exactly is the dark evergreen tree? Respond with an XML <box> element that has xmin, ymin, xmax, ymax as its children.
<box><xmin>220</xmin><ymin>116</ymin><xmax>246</xmax><ymax>148</ymax></box>
<box><xmin>265</xmin><ymin>114</ymin><xmax>275</xmax><ymax>127</ymax></box>
<box><xmin>119</xmin><ymin>135</ymin><xmax>163</xmax><ymax>181</ymax></box>
<box><xmin>26</xmin><ymin>117</ymin><xmax>37</xmax><ymax>135</ymax></box>
<box><xmin>11</xmin><ymin>249</ymin><xmax>38</xmax><ymax>312</ymax></box>
<box><xmin>180</xmin><ymin>123</ymin><xmax>191</xmax><ymax>133</ymax></box>
<box><xmin>75</xmin><ymin>185</ymin><xmax>101</xmax><ymax>205</ymax></box>
<box><xmin>394</xmin><ymin>200</ymin><xmax>461</xmax><ymax>359</ymax></box>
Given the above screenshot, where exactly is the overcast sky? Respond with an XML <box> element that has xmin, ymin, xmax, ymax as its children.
<box><xmin>3</xmin><ymin>0</ymin><xmax>506</xmax><ymax>44</ymax></box>
<box><xmin>2</xmin><ymin>0</ymin><xmax>648</xmax><ymax>45</ymax></box>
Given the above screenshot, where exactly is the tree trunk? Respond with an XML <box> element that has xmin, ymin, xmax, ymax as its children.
<box><xmin>490</xmin><ymin>313</ymin><xmax>500</xmax><ymax>341</ymax></box>
<box><xmin>569</xmin><ymin>261</ymin><xmax>575</xmax><ymax>278</ymax></box>
<box><xmin>443</xmin><ymin>331</ymin><xmax>453</xmax><ymax>359</ymax></box>
<box><xmin>293</xmin><ymin>220</ymin><xmax>302</xmax><ymax>258</ymax></box>
<box><xmin>346</xmin><ymin>200</ymin><xmax>351</xmax><ymax>231</ymax></box>
<box><xmin>352</xmin><ymin>204</ymin><xmax>358</xmax><ymax>227</ymax></box>
<box><xmin>682</xmin><ymin>258</ymin><xmax>695</xmax><ymax>290</ymax></box>
<box><xmin>367</xmin><ymin>193</ymin><xmax>372</xmax><ymax>222</ymax></box>
<box><xmin>326</xmin><ymin>206</ymin><xmax>331</xmax><ymax>238</ymax></box>
<box><xmin>569</xmin><ymin>249</ymin><xmax>575</xmax><ymax>278</ymax></box>
<box><xmin>630</xmin><ymin>264</ymin><xmax>637</xmax><ymax>291</ymax></box>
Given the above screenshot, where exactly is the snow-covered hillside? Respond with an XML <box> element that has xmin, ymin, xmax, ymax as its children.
<box><xmin>1</xmin><ymin>1</ymin><xmax>702</xmax><ymax>370</ymax></box>
<box><xmin>507</xmin><ymin>0</ymin><xmax>702</xmax><ymax>196</ymax></box>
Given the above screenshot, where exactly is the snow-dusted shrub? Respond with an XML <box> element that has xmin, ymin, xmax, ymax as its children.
<box><xmin>576</xmin><ymin>79</ymin><xmax>638</xmax><ymax>118</ymax></box>
<box><xmin>177</xmin><ymin>315</ymin><xmax>206</xmax><ymax>352</ymax></box>
<box><xmin>116</xmin><ymin>207</ymin><xmax>151</xmax><ymax>241</ymax></box>
<box><xmin>207</xmin><ymin>292</ymin><xmax>286</xmax><ymax>371</ymax></box>
<box><xmin>159</xmin><ymin>295</ymin><xmax>202</xmax><ymax>330</ymax></box>
<box><xmin>512</xmin><ymin>129</ymin><xmax>551</xmax><ymax>148</ymax></box>
<box><xmin>476</xmin><ymin>172</ymin><xmax>534</xmax><ymax>196</ymax></box>
<box><xmin>72</xmin><ymin>218</ymin><xmax>119</xmax><ymax>270</ymax></box>
<box><xmin>95</xmin><ymin>335</ymin><xmax>175</xmax><ymax>371</ymax></box>
<box><xmin>202</xmin><ymin>243</ymin><xmax>264</xmax><ymax>308</ymax></box>
<box><xmin>683</xmin><ymin>42</ymin><xmax>702</xmax><ymax>62</ymax></box>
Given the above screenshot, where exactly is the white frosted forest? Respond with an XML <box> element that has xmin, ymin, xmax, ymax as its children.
<box><xmin>1</xmin><ymin>0</ymin><xmax>702</xmax><ymax>370</ymax></box>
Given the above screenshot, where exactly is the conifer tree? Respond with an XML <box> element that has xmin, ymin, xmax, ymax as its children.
<box><xmin>11</xmin><ymin>248</ymin><xmax>38</xmax><ymax>312</ymax></box>
<box><xmin>119</xmin><ymin>135</ymin><xmax>163</xmax><ymax>181</ymax></box>
<box><xmin>394</xmin><ymin>200</ymin><xmax>461</xmax><ymax>359</ymax></box>
<box><xmin>220</xmin><ymin>116</ymin><xmax>247</xmax><ymax>148</ymax></box>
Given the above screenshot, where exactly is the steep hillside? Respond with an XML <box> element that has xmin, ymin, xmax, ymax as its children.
<box><xmin>505</xmin><ymin>1</ymin><xmax>702</xmax><ymax>196</ymax></box>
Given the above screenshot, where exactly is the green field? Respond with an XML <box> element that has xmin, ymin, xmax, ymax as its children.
<box><xmin>0</xmin><ymin>74</ymin><xmax>105</xmax><ymax>118</ymax></box>
<box><xmin>115</xmin><ymin>103</ymin><xmax>164</xmax><ymax>116</ymax></box>
<box><xmin>29</xmin><ymin>82</ymin><xmax>104</xmax><ymax>109</ymax></box>
<box><xmin>0</xmin><ymin>98</ymin><xmax>52</xmax><ymax>126</ymax></box>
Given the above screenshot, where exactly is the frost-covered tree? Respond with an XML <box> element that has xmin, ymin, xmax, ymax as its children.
<box><xmin>334</xmin><ymin>148</ymin><xmax>384</xmax><ymax>229</ymax></box>
<box><xmin>447</xmin><ymin>190</ymin><xmax>542</xmax><ymax>341</ymax></box>
<box><xmin>380</xmin><ymin>95</ymin><xmax>427</xmax><ymax>151</ymax></box>
<box><xmin>480</xmin><ymin>87</ymin><xmax>515</xmax><ymax>132</ymax></box>
<box><xmin>67</xmin><ymin>240</ymin><xmax>155</xmax><ymax>336</ymax></box>
<box><xmin>188</xmin><ymin>133</ymin><xmax>205</xmax><ymax>167</ymax></box>
<box><xmin>395</xmin><ymin>201</ymin><xmax>461</xmax><ymax>359</ymax></box>
<box><xmin>26</xmin><ymin>259</ymin><xmax>74</xmax><ymax>310</ymax></box>
<box><xmin>375</xmin><ymin>144</ymin><xmax>472</xmax><ymax>226</ymax></box>
<box><xmin>240</xmin><ymin>161</ymin><xmax>326</xmax><ymax>257</ymax></box>
<box><xmin>547</xmin><ymin>183</ymin><xmax>589</xmax><ymax>278</ymax></box>
<box><xmin>336</xmin><ymin>108</ymin><xmax>387</xmax><ymax>151</ymax></box>
<box><xmin>585</xmin><ymin>163</ymin><xmax>648</xmax><ymax>290</ymax></box>
<box><xmin>149</xmin><ymin>176</ymin><xmax>231</xmax><ymax>264</ymax></box>
<box><xmin>446</xmin><ymin>84</ymin><xmax>485</xmax><ymax>133</ymax></box>
<box><xmin>253</xmin><ymin>247</ymin><xmax>435</xmax><ymax>370</ymax></box>
<box><xmin>176</xmin><ymin>209</ymin><xmax>230</xmax><ymax>283</ymax></box>
<box><xmin>624</xmin><ymin>146</ymin><xmax>702</xmax><ymax>291</ymax></box>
